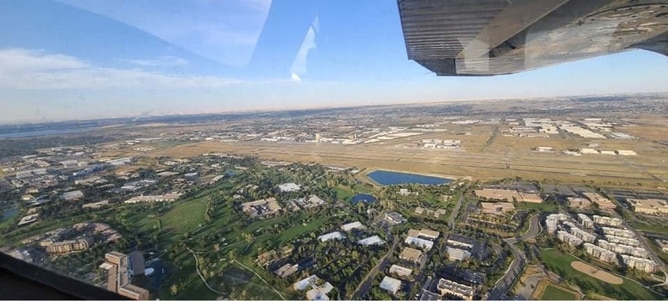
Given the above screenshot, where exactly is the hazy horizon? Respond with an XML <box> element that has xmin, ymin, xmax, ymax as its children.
<box><xmin>3</xmin><ymin>92</ymin><xmax>667</xmax><ymax>126</ymax></box>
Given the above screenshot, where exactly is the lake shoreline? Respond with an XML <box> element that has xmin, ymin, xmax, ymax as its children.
<box><xmin>362</xmin><ymin>168</ymin><xmax>456</xmax><ymax>186</ymax></box>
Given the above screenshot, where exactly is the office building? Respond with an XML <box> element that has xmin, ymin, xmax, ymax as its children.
<box><xmin>99</xmin><ymin>251</ymin><xmax>149</xmax><ymax>300</ymax></box>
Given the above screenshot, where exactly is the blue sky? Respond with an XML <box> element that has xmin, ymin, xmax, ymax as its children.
<box><xmin>0</xmin><ymin>0</ymin><xmax>667</xmax><ymax>123</ymax></box>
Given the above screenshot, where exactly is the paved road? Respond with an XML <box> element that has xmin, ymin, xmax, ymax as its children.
<box><xmin>351</xmin><ymin>230</ymin><xmax>397</xmax><ymax>299</ymax></box>
<box><xmin>448</xmin><ymin>194</ymin><xmax>464</xmax><ymax>229</ymax></box>
<box><xmin>487</xmin><ymin>215</ymin><xmax>541</xmax><ymax>300</ymax></box>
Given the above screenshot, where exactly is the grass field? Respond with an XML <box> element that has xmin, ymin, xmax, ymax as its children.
<box><xmin>541</xmin><ymin>283</ymin><xmax>578</xmax><ymax>300</ymax></box>
<box><xmin>160</xmin><ymin>197</ymin><xmax>208</xmax><ymax>234</ymax></box>
<box><xmin>540</xmin><ymin>249</ymin><xmax>660</xmax><ymax>300</ymax></box>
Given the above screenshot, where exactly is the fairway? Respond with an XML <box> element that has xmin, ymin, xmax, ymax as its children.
<box><xmin>540</xmin><ymin>249</ymin><xmax>659</xmax><ymax>300</ymax></box>
<box><xmin>541</xmin><ymin>284</ymin><xmax>578</xmax><ymax>300</ymax></box>
<box><xmin>161</xmin><ymin>197</ymin><xmax>208</xmax><ymax>234</ymax></box>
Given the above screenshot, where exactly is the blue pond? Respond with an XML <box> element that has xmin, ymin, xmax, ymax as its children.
<box><xmin>367</xmin><ymin>170</ymin><xmax>453</xmax><ymax>186</ymax></box>
<box><xmin>351</xmin><ymin>194</ymin><xmax>377</xmax><ymax>205</ymax></box>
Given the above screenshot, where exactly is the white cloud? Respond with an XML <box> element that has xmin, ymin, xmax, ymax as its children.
<box><xmin>0</xmin><ymin>49</ymin><xmax>243</xmax><ymax>89</ymax></box>
<box><xmin>0</xmin><ymin>49</ymin><xmax>89</xmax><ymax>70</ymax></box>
<box><xmin>58</xmin><ymin>0</ymin><xmax>273</xmax><ymax>67</ymax></box>
<box><xmin>126</xmin><ymin>56</ymin><xmax>189</xmax><ymax>67</ymax></box>
<box><xmin>291</xmin><ymin>73</ymin><xmax>301</xmax><ymax>82</ymax></box>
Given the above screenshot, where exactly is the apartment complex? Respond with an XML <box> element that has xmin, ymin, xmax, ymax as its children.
<box><xmin>436</xmin><ymin>278</ymin><xmax>474</xmax><ymax>301</ymax></box>
<box><xmin>45</xmin><ymin>238</ymin><xmax>91</xmax><ymax>254</ymax></box>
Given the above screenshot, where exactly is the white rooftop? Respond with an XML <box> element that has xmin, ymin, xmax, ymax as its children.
<box><xmin>278</xmin><ymin>183</ymin><xmax>301</xmax><ymax>192</ymax></box>
<box><xmin>294</xmin><ymin>275</ymin><xmax>320</xmax><ymax>291</ymax></box>
<box><xmin>318</xmin><ymin>232</ymin><xmax>345</xmax><ymax>242</ymax></box>
<box><xmin>357</xmin><ymin>235</ymin><xmax>385</xmax><ymax>246</ymax></box>
<box><xmin>404</xmin><ymin>236</ymin><xmax>434</xmax><ymax>251</ymax></box>
<box><xmin>341</xmin><ymin>221</ymin><xmax>366</xmax><ymax>231</ymax></box>
<box><xmin>380</xmin><ymin>276</ymin><xmax>402</xmax><ymax>294</ymax></box>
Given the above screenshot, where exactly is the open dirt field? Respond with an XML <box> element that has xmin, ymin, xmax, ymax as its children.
<box><xmin>111</xmin><ymin>137</ymin><xmax>668</xmax><ymax>190</ymax></box>
<box><xmin>570</xmin><ymin>261</ymin><xmax>623</xmax><ymax>285</ymax></box>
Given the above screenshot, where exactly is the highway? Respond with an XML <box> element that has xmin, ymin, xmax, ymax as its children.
<box><xmin>487</xmin><ymin>214</ymin><xmax>541</xmax><ymax>300</ymax></box>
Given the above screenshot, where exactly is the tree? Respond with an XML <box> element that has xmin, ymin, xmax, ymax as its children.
<box><xmin>170</xmin><ymin>284</ymin><xmax>179</xmax><ymax>296</ymax></box>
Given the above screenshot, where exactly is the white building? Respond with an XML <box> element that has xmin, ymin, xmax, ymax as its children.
<box><xmin>318</xmin><ymin>232</ymin><xmax>345</xmax><ymax>242</ymax></box>
<box><xmin>607</xmin><ymin>235</ymin><xmax>641</xmax><ymax>247</ymax></box>
<box><xmin>389</xmin><ymin>265</ymin><xmax>412</xmax><ymax>278</ymax></box>
<box><xmin>404</xmin><ymin>236</ymin><xmax>434</xmax><ymax>251</ymax></box>
<box><xmin>278</xmin><ymin>183</ymin><xmax>301</xmax><ymax>192</ymax></box>
<box><xmin>294</xmin><ymin>275</ymin><xmax>320</xmax><ymax>290</ymax></box>
<box><xmin>545</xmin><ymin>213</ymin><xmax>570</xmax><ymax>234</ymax></box>
<box><xmin>621</xmin><ymin>255</ymin><xmax>659</xmax><ymax>273</ymax></box>
<box><xmin>61</xmin><ymin>190</ymin><xmax>84</xmax><ymax>201</ymax></box>
<box><xmin>341</xmin><ymin>221</ymin><xmax>365</xmax><ymax>231</ymax></box>
<box><xmin>124</xmin><ymin>193</ymin><xmax>181</xmax><ymax>204</ymax></box>
<box><xmin>107</xmin><ymin>157</ymin><xmax>133</xmax><ymax>166</ymax></box>
<box><xmin>593</xmin><ymin>215</ymin><xmax>623</xmax><ymax>227</ymax></box>
<box><xmin>379</xmin><ymin>276</ymin><xmax>402</xmax><ymax>295</ymax></box>
<box><xmin>61</xmin><ymin>160</ymin><xmax>79</xmax><ymax>168</ymax></box>
<box><xmin>601</xmin><ymin>227</ymin><xmax>635</xmax><ymax>239</ymax></box>
<box><xmin>570</xmin><ymin>227</ymin><xmax>597</xmax><ymax>243</ymax></box>
<box><xmin>557</xmin><ymin>231</ymin><xmax>584</xmax><ymax>247</ymax></box>
<box><xmin>17</xmin><ymin>214</ymin><xmax>39</xmax><ymax>226</ymax></box>
<box><xmin>584</xmin><ymin>243</ymin><xmax>618</xmax><ymax>263</ymax></box>
<box><xmin>357</xmin><ymin>236</ymin><xmax>385</xmax><ymax>246</ymax></box>
<box><xmin>577</xmin><ymin>214</ymin><xmax>594</xmax><ymax>228</ymax></box>
<box><xmin>597</xmin><ymin>240</ymin><xmax>650</xmax><ymax>258</ymax></box>
<box><xmin>306</xmin><ymin>282</ymin><xmax>333</xmax><ymax>300</ymax></box>
<box><xmin>446</xmin><ymin>247</ymin><xmax>471</xmax><ymax>261</ymax></box>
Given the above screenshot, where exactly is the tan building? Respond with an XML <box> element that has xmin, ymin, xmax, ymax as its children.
<box><xmin>519</xmin><ymin>192</ymin><xmax>543</xmax><ymax>203</ymax></box>
<box><xmin>480</xmin><ymin>202</ymin><xmax>515</xmax><ymax>215</ymax></box>
<box><xmin>628</xmin><ymin>198</ymin><xmax>668</xmax><ymax>215</ymax></box>
<box><xmin>241</xmin><ymin>197</ymin><xmax>282</xmax><ymax>217</ymax></box>
<box><xmin>582</xmin><ymin>192</ymin><xmax>616</xmax><ymax>210</ymax></box>
<box><xmin>474</xmin><ymin>189</ymin><xmax>520</xmax><ymax>202</ymax></box>
<box><xmin>474</xmin><ymin>189</ymin><xmax>542</xmax><ymax>203</ymax></box>
<box><xmin>399</xmin><ymin>247</ymin><xmax>423</xmax><ymax>263</ymax></box>
<box><xmin>100</xmin><ymin>251</ymin><xmax>149</xmax><ymax>300</ymax></box>
<box><xmin>45</xmin><ymin>238</ymin><xmax>91</xmax><ymax>254</ymax></box>
<box><xmin>406</xmin><ymin>228</ymin><xmax>440</xmax><ymax>240</ymax></box>
<box><xmin>568</xmin><ymin>197</ymin><xmax>592</xmax><ymax>209</ymax></box>
<box><xmin>389</xmin><ymin>264</ymin><xmax>413</xmax><ymax>278</ymax></box>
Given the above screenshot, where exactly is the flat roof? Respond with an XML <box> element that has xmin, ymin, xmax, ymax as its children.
<box><xmin>400</xmin><ymin>247</ymin><xmax>423</xmax><ymax>261</ymax></box>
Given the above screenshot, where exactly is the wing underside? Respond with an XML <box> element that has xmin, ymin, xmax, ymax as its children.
<box><xmin>398</xmin><ymin>0</ymin><xmax>668</xmax><ymax>76</ymax></box>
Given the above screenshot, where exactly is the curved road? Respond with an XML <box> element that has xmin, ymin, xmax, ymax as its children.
<box><xmin>487</xmin><ymin>214</ymin><xmax>541</xmax><ymax>300</ymax></box>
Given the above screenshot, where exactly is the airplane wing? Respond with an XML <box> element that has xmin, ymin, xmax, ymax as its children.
<box><xmin>397</xmin><ymin>0</ymin><xmax>668</xmax><ymax>76</ymax></box>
